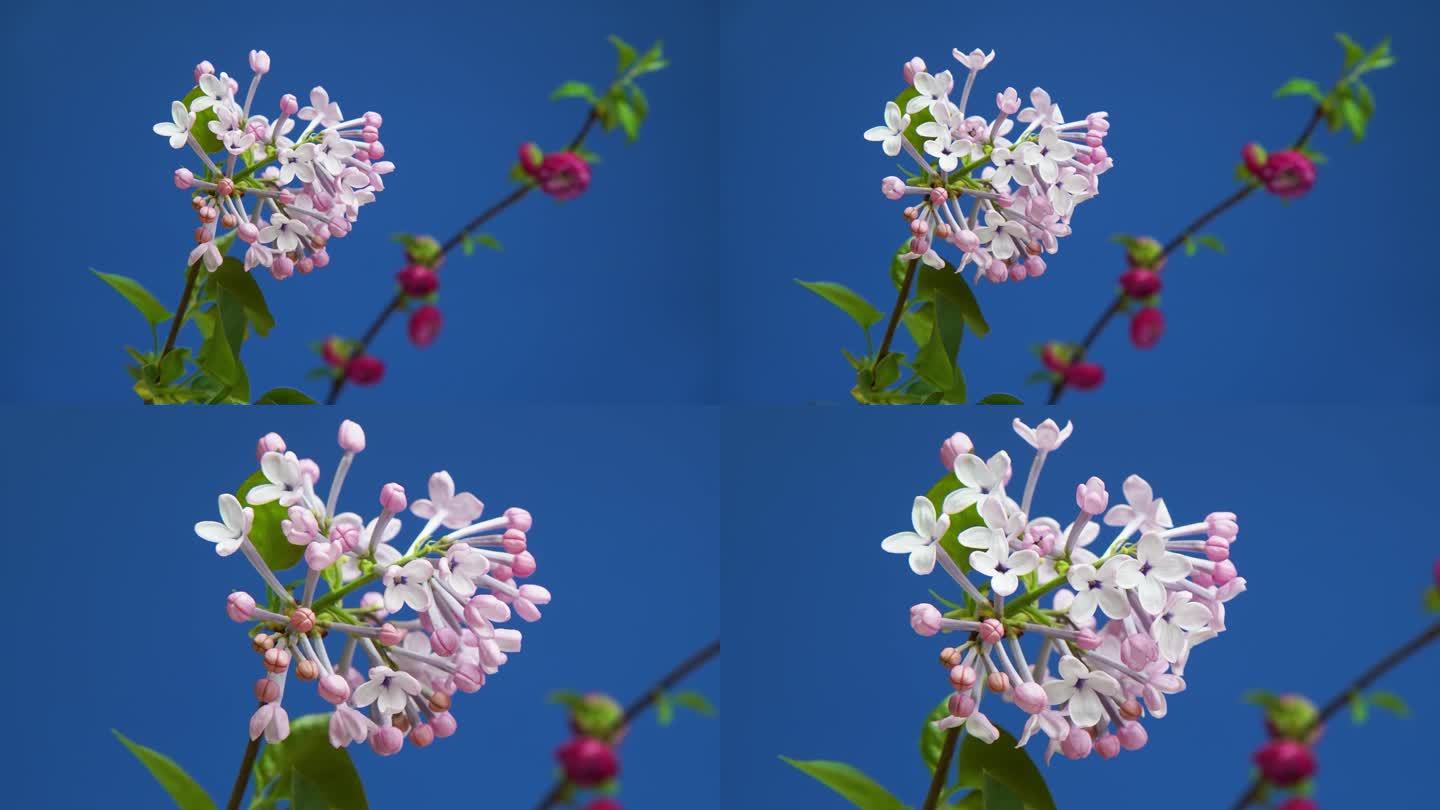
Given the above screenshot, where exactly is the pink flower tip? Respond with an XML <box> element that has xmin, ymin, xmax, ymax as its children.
<box><xmin>431</xmin><ymin>711</ymin><xmax>458</xmax><ymax>737</ymax></box>
<box><xmin>978</xmin><ymin>618</ymin><xmax>1004</xmax><ymax>646</ymax></box>
<box><xmin>503</xmin><ymin>528</ymin><xmax>528</xmax><ymax>553</ymax></box>
<box><xmin>174</xmin><ymin>168</ymin><xmax>195</xmax><ymax>189</ymax></box>
<box><xmin>1075</xmin><ymin>477</ymin><xmax>1108</xmax><ymax>514</ymax></box>
<box><xmin>379</xmin><ymin>482</ymin><xmax>407</xmax><ymax>514</ymax></box>
<box><xmin>1094</xmin><ymin>734</ymin><xmax>1120</xmax><ymax>759</ymax></box>
<box><xmin>1013</xmin><ymin>681</ymin><xmax>1048</xmax><ymax>714</ymax></box>
<box><xmin>253</xmin><ymin>677</ymin><xmax>281</xmax><ymax>703</ymax></box>
<box><xmin>278</xmin><ymin>93</ymin><xmax>298</xmax><ymax>115</ymax></box>
<box><xmin>902</xmin><ymin>56</ymin><xmax>926</xmax><ymax>85</ymax></box>
<box><xmin>909</xmin><ymin>603</ymin><xmax>942</xmax><ymax>637</ymax></box>
<box><xmin>431</xmin><ymin>627</ymin><xmax>460</xmax><ymax>657</ymax></box>
<box><xmin>939</xmin><ymin>432</ymin><xmax>974</xmax><ymax>471</ymax></box>
<box><xmin>1061</xmin><ymin>726</ymin><xmax>1093</xmax><ymax>759</ymax></box>
<box><xmin>249</xmin><ymin>49</ymin><xmax>270</xmax><ymax>74</ymax></box>
<box><xmin>378</xmin><ymin>623</ymin><xmax>405</xmax><ymax>646</ymax></box>
<box><xmin>409</xmin><ymin>724</ymin><xmax>435</xmax><ymax>748</ymax></box>
<box><xmin>256</xmin><ymin>432</ymin><xmax>286</xmax><ymax>461</ymax></box>
<box><xmin>337</xmin><ymin>419</ymin><xmax>366</xmax><ymax>453</ymax></box>
<box><xmin>369</xmin><ymin>726</ymin><xmax>405</xmax><ymax>756</ymax></box>
<box><xmin>289</xmin><ymin>607</ymin><xmax>316</xmax><ymax>633</ymax></box>
<box><xmin>512</xmin><ymin>551</ymin><xmax>537</xmax><ymax>578</ymax></box>
<box><xmin>226</xmin><ymin>591</ymin><xmax>256</xmax><ymax>622</ymax></box>
<box><xmin>1075</xmin><ymin>628</ymin><xmax>1102</xmax><ymax>651</ymax></box>
<box><xmin>1117</xmin><ymin>722</ymin><xmax>1148</xmax><ymax>750</ymax></box>
<box><xmin>318</xmin><ymin>673</ymin><xmax>351</xmax><ymax>705</ymax></box>
<box><xmin>947</xmin><ymin>691</ymin><xmax>977</xmax><ymax>718</ymax></box>
<box><xmin>193</xmin><ymin>60</ymin><xmax>214</xmax><ymax>82</ymax></box>
<box><xmin>506</xmin><ymin>507</ymin><xmax>533</xmax><ymax>532</ymax></box>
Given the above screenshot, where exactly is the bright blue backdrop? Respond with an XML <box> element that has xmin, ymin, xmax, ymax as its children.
<box><xmin>716</xmin><ymin>0</ymin><xmax>1440</xmax><ymax>404</ymax></box>
<box><xmin>0</xmin><ymin>0</ymin><xmax>720</xmax><ymax>404</ymax></box>
<box><xmin>6</xmin><ymin>406</ymin><xmax>720</xmax><ymax>808</ymax></box>
<box><xmin>721</xmin><ymin>407</ymin><xmax>1439</xmax><ymax>807</ymax></box>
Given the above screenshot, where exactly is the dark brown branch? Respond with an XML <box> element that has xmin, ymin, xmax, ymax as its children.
<box><xmin>225</xmin><ymin>729</ymin><xmax>262</xmax><ymax>810</ymax></box>
<box><xmin>921</xmin><ymin>727</ymin><xmax>961</xmax><ymax>810</ymax></box>
<box><xmin>532</xmin><ymin>639</ymin><xmax>721</xmax><ymax>810</ymax></box>
<box><xmin>160</xmin><ymin>260</ymin><xmax>202</xmax><ymax>361</ymax></box>
<box><xmin>324</xmin><ymin>108</ymin><xmax>601</xmax><ymax>406</ymax></box>
<box><xmin>870</xmin><ymin>257</ymin><xmax>921</xmax><ymax>390</ymax></box>
<box><xmin>1228</xmin><ymin>618</ymin><xmax>1440</xmax><ymax>809</ymax></box>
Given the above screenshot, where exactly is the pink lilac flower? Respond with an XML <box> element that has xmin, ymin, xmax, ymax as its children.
<box><xmin>881</xmin><ymin>420</ymin><xmax>1242</xmax><ymax>760</ymax></box>
<box><xmin>194</xmin><ymin>420</ymin><xmax>546</xmax><ymax>754</ymax></box>
<box><xmin>154</xmin><ymin>52</ymin><xmax>394</xmax><ymax>278</ymax></box>
<box><xmin>865</xmin><ymin>49</ymin><xmax>1113</xmax><ymax>284</ymax></box>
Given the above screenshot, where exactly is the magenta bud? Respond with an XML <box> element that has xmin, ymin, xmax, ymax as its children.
<box><xmin>289</xmin><ymin>607</ymin><xmax>316</xmax><ymax>633</ymax></box>
<box><xmin>1117</xmin><ymin>722</ymin><xmax>1148</xmax><ymax>751</ymax></box>
<box><xmin>947</xmin><ymin>691</ymin><xmax>976</xmax><ymax>718</ymax></box>
<box><xmin>270</xmin><ymin>255</ymin><xmax>295</xmax><ymax>281</ymax></box>
<box><xmin>454</xmin><ymin>663</ymin><xmax>485</xmax><ymax>693</ymax></box>
<box><xmin>1211</xmin><ymin>559</ymin><xmax>1238</xmax><ymax>585</ymax></box>
<box><xmin>369</xmin><ymin>726</ymin><xmax>404</xmax><ymax>756</ymax></box>
<box><xmin>1204</xmin><ymin>536</ymin><xmax>1231</xmax><ymax>561</ymax></box>
<box><xmin>1094</xmin><ymin>734</ymin><xmax>1121</xmax><ymax>759</ymax></box>
<box><xmin>1075</xmin><ymin>477</ymin><xmax>1109</xmax><ymax>514</ymax></box>
<box><xmin>506</xmin><ymin>508</ymin><xmax>533</xmax><ymax>532</ymax></box>
<box><xmin>431</xmin><ymin>711</ymin><xmax>458</xmax><ymax>737</ymax></box>
<box><xmin>278</xmin><ymin>93</ymin><xmax>298</xmax><ymax>115</ymax></box>
<box><xmin>1061</xmin><ymin>727</ymin><xmax>1093</xmax><ymax>759</ymax></box>
<box><xmin>238</xmin><ymin>222</ymin><xmax>259</xmax><ymax>243</ymax></box>
<box><xmin>227</xmin><ymin>591</ymin><xmax>256</xmax><ymax>622</ymax></box>
<box><xmin>298</xmin><ymin>458</ymin><xmax>320</xmax><ymax>482</ymax></box>
<box><xmin>363</xmin><ymin>111</ymin><xmax>383</xmax><ymax>128</ymax></box>
<box><xmin>939</xmin><ymin>432</ymin><xmax>973</xmax><ymax>471</ymax></box>
<box><xmin>311</xmin><ymin>249</ymin><xmax>330</xmax><ymax>268</ymax></box>
<box><xmin>1207</xmin><ymin>513</ymin><xmax>1239</xmax><ymax>539</ymax></box>
<box><xmin>409</xmin><ymin>723</ymin><xmax>435</xmax><ymax>747</ymax></box>
<box><xmin>954</xmin><ymin>229</ymin><xmax>980</xmax><ymax>253</ymax></box>
<box><xmin>380</xmin><ymin>483</ymin><xmax>407</xmax><ymax>514</ymax></box>
<box><xmin>378</xmin><ymin>623</ymin><xmax>405</xmax><ymax>646</ymax></box>
<box><xmin>337</xmin><ymin>419</ymin><xmax>366</xmax><ymax>453</ymax></box>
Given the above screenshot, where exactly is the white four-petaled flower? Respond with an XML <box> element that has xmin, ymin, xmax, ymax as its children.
<box><xmin>352</xmin><ymin>666</ymin><xmax>422</xmax><ymax>716</ymax></box>
<box><xmin>1042</xmin><ymin>655</ymin><xmax>1121</xmax><ymax>728</ymax></box>
<box><xmin>864</xmin><ymin>101</ymin><xmax>911</xmax><ymax>157</ymax></box>
<box><xmin>194</xmin><ymin>493</ymin><xmax>252</xmax><ymax>556</ymax></box>
<box><xmin>882</xmin><ymin>496</ymin><xmax>951</xmax><ymax>575</ymax></box>
<box><xmin>152</xmin><ymin>100</ymin><xmax>195</xmax><ymax>149</ymax></box>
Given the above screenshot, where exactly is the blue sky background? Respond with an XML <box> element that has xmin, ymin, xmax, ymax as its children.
<box><xmin>0</xmin><ymin>0</ymin><xmax>720</xmax><ymax>404</ymax></box>
<box><xmin>722</xmin><ymin>407</ymin><xmax>1439</xmax><ymax>808</ymax></box>
<box><xmin>715</xmin><ymin>0</ymin><xmax>1440</xmax><ymax>404</ymax></box>
<box><xmin>6</xmin><ymin>406</ymin><xmax>720</xmax><ymax>808</ymax></box>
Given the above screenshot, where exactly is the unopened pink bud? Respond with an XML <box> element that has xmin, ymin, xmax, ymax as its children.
<box><xmin>363</xmin><ymin>111</ymin><xmax>383</xmax><ymax>128</ymax></box>
<box><xmin>174</xmin><ymin>168</ymin><xmax>195</xmax><ymax>189</ymax></box>
<box><xmin>431</xmin><ymin>711</ymin><xmax>457</xmax><ymax>737</ymax></box>
<box><xmin>938</xmin><ymin>433</ymin><xmax>974</xmax><ymax>471</ymax></box>
<box><xmin>254</xmin><ymin>678</ymin><xmax>281</xmax><ymax>702</ymax></box>
<box><xmin>1061</xmin><ymin>727</ymin><xmax>1093</xmax><ymax>759</ymax></box>
<box><xmin>1094</xmin><ymin>734</ymin><xmax>1120</xmax><ymax>759</ymax></box>
<box><xmin>506</xmin><ymin>508</ymin><xmax>533</xmax><ymax>532</ymax></box>
<box><xmin>903</xmin><ymin>56</ymin><xmax>926</xmax><ymax>84</ymax></box>
<box><xmin>409</xmin><ymin>724</ymin><xmax>435</xmax><ymax>747</ymax></box>
<box><xmin>318</xmin><ymin>673</ymin><xmax>350</xmax><ymax>705</ymax></box>
<box><xmin>1205</xmin><ymin>536</ymin><xmax>1231</xmax><ymax>561</ymax></box>
<box><xmin>1025</xmin><ymin>255</ymin><xmax>1047</xmax><ymax>278</ymax></box>
<box><xmin>909</xmin><ymin>603</ymin><xmax>942</xmax><ymax>637</ymax></box>
<box><xmin>238</xmin><ymin>222</ymin><xmax>259</xmax><ymax>243</ymax></box>
<box><xmin>1076</xmin><ymin>477</ymin><xmax>1109</xmax><ymax>514</ymax></box>
<box><xmin>1076</xmin><ymin>628</ymin><xmax>1102</xmax><ymax>651</ymax></box>
<box><xmin>227</xmin><ymin>591</ymin><xmax>256</xmax><ymax>622</ymax></box>
<box><xmin>270</xmin><ymin>255</ymin><xmax>295</xmax><ymax>281</ymax></box>
<box><xmin>1117</xmin><ymin>722</ymin><xmax>1148</xmax><ymax>750</ymax></box>
<box><xmin>910</xmin><ymin>218</ymin><xmax>930</xmax><ymax>236</ymax></box>
<box><xmin>311</xmin><ymin>248</ymin><xmax>330</xmax><ymax>268</ymax></box>
<box><xmin>1120</xmin><ymin>633</ymin><xmax>1158</xmax><ymax>670</ymax></box>
<box><xmin>503</xmin><ymin>528</ymin><xmax>528</xmax><ymax>553</ymax></box>
<box><xmin>954</xmin><ymin>229</ymin><xmax>980</xmax><ymax>253</ymax></box>
<box><xmin>512</xmin><ymin>551</ymin><xmax>537</xmax><ymax>577</ymax></box>
<box><xmin>881</xmin><ymin>176</ymin><xmax>905</xmax><ymax>200</ymax></box>
<box><xmin>431</xmin><ymin>627</ymin><xmax>460</xmax><ymax>657</ymax></box>
<box><xmin>947</xmin><ymin>691</ymin><xmax>976</xmax><ymax>718</ymax></box>
<box><xmin>263</xmin><ymin>647</ymin><xmax>292</xmax><ymax>674</ymax></box>
<box><xmin>379</xmin><ymin>482</ymin><xmax>407</xmax><ymax>514</ymax></box>
<box><xmin>1207</xmin><ymin>512</ymin><xmax>1239</xmax><ymax>539</ymax></box>
<box><xmin>194</xmin><ymin>60</ymin><xmax>214</xmax><ymax>83</ymax></box>
<box><xmin>984</xmin><ymin>259</ymin><xmax>1009</xmax><ymax>284</ymax></box>
<box><xmin>279</xmin><ymin>93</ymin><xmax>298</xmax><ymax>115</ymax></box>
<box><xmin>376</xmin><ymin>623</ymin><xmax>405</xmax><ymax>646</ymax></box>
<box><xmin>1211</xmin><ymin>559</ymin><xmax>1238</xmax><ymax>585</ymax></box>
<box><xmin>986</xmin><ymin>671</ymin><xmax>1010</xmax><ymax>693</ymax></box>
<box><xmin>249</xmin><ymin>50</ymin><xmax>270</xmax><ymax>74</ymax></box>
<box><xmin>978</xmin><ymin>618</ymin><xmax>1004</xmax><ymax>645</ymax></box>
<box><xmin>369</xmin><ymin>726</ymin><xmax>404</xmax><ymax>756</ymax></box>
<box><xmin>288</xmin><ymin>607</ymin><xmax>316</xmax><ymax>633</ymax></box>
<box><xmin>1014</xmin><ymin>681</ymin><xmax>1048</xmax><ymax>714</ymax></box>
<box><xmin>336</xmin><ymin>419</ymin><xmax>365</xmax><ymax>453</ymax></box>
<box><xmin>949</xmin><ymin>664</ymin><xmax>978</xmax><ymax>690</ymax></box>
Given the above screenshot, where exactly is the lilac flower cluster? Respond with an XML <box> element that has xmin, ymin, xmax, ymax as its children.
<box><xmin>195</xmin><ymin>420</ymin><xmax>547</xmax><ymax>754</ymax></box>
<box><xmin>883</xmin><ymin>420</ymin><xmax>1242</xmax><ymax>760</ymax></box>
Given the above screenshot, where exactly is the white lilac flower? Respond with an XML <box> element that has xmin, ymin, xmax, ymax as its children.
<box><xmin>885</xmin><ymin>422</ymin><xmax>1242</xmax><ymax>757</ymax></box>
<box><xmin>154</xmin><ymin>52</ymin><xmax>394</xmax><ymax>281</ymax></box>
<box><xmin>866</xmin><ymin>49</ymin><xmax>1113</xmax><ymax>284</ymax></box>
<box><xmin>194</xmin><ymin>421</ymin><xmax>545</xmax><ymax>754</ymax></box>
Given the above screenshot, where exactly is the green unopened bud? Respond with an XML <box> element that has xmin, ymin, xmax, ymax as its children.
<box><xmin>570</xmin><ymin>693</ymin><xmax>625</xmax><ymax>740</ymax></box>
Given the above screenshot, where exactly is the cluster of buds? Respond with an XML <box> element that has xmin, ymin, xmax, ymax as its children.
<box><xmin>1118</xmin><ymin>236</ymin><xmax>1167</xmax><ymax>350</ymax></box>
<box><xmin>1039</xmin><ymin>343</ymin><xmax>1104</xmax><ymax>391</ymax></box>
<box><xmin>195</xmin><ymin>420</ymin><xmax>548</xmax><ymax>754</ymax></box>
<box><xmin>867</xmin><ymin>49</ymin><xmax>1114</xmax><ymax>284</ymax></box>
<box><xmin>1250</xmin><ymin>694</ymin><xmax>1321</xmax><ymax>808</ymax></box>
<box><xmin>155</xmin><ymin>51</ymin><xmax>393</xmax><ymax>278</ymax></box>
<box><xmin>554</xmin><ymin>693</ymin><xmax>626</xmax><ymax>809</ymax></box>
<box><xmin>519</xmin><ymin>142</ymin><xmax>592</xmax><ymax>200</ymax></box>
<box><xmin>1241</xmin><ymin>143</ymin><xmax>1317</xmax><ymax>199</ymax></box>
<box><xmin>319</xmin><ymin>336</ymin><xmax>385</xmax><ymax>387</ymax></box>
<box><xmin>885</xmin><ymin>421</ymin><xmax>1244</xmax><ymax>761</ymax></box>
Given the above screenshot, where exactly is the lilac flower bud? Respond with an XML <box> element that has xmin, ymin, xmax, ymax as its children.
<box><xmin>996</xmin><ymin>87</ymin><xmax>1020</xmax><ymax>114</ymax></box>
<box><xmin>311</xmin><ymin>249</ymin><xmax>330</xmax><ymax>268</ymax></box>
<box><xmin>254</xmin><ymin>678</ymin><xmax>281</xmax><ymax>702</ymax></box>
<box><xmin>249</xmin><ymin>50</ymin><xmax>270</xmax><ymax>75</ymax></box>
<box><xmin>1013</xmin><ymin>682</ymin><xmax>1047</xmax><ymax>714</ymax></box>
<box><xmin>909</xmin><ymin>604</ymin><xmax>942</xmax><ymax>637</ymax></box>
<box><xmin>947</xmin><ymin>691</ymin><xmax>976</xmax><ymax>718</ymax></box>
<box><xmin>298</xmin><ymin>458</ymin><xmax>320</xmax><ymax>482</ymax></box>
<box><xmin>263</xmin><ymin>647</ymin><xmax>291</xmax><ymax>674</ymax></box>
<box><xmin>503</xmin><ymin>528</ymin><xmax>528</xmax><ymax>553</ymax></box>
<box><xmin>1205</xmin><ymin>536</ymin><xmax>1231</xmax><ymax>561</ymax></box>
<box><xmin>902</xmin><ymin>57</ymin><xmax>926</xmax><ymax>84</ymax></box>
<box><xmin>409</xmin><ymin>724</ymin><xmax>435</xmax><ymax>748</ymax></box>
<box><xmin>289</xmin><ymin>607</ymin><xmax>316</xmax><ymax>633</ymax></box>
<box><xmin>193</xmin><ymin>60</ymin><xmax>214</xmax><ymax>83</ymax></box>
<box><xmin>431</xmin><ymin>712</ymin><xmax>458</xmax><ymax>737</ymax></box>
<box><xmin>369</xmin><ymin>726</ymin><xmax>404</xmax><ymax>756</ymax></box>
<box><xmin>1120</xmin><ymin>633</ymin><xmax>1158</xmax><ymax>670</ymax></box>
<box><xmin>984</xmin><ymin>258</ymin><xmax>1008</xmax><ymax>283</ymax></box>
<box><xmin>318</xmin><ymin>673</ymin><xmax>350</xmax><ymax>705</ymax></box>
<box><xmin>507</xmin><ymin>507</ymin><xmax>533</xmax><ymax>532</ymax></box>
<box><xmin>431</xmin><ymin>627</ymin><xmax>460</xmax><ymax>656</ymax></box>
<box><xmin>1117</xmin><ymin>722</ymin><xmax>1148</xmax><ymax>751</ymax></box>
<box><xmin>986</xmin><ymin>671</ymin><xmax>1009</xmax><ymax>693</ymax></box>
<box><xmin>379</xmin><ymin>482</ymin><xmax>407</xmax><ymax>514</ymax></box>
<box><xmin>1075</xmin><ymin>477</ymin><xmax>1109</xmax><ymax>514</ymax></box>
<box><xmin>270</xmin><ymin>256</ymin><xmax>295</xmax><ymax>281</ymax></box>
<box><xmin>1094</xmin><ymin>734</ymin><xmax>1120</xmax><ymax>758</ymax></box>
<box><xmin>1211</xmin><ymin>559</ymin><xmax>1238</xmax><ymax>585</ymax></box>
<box><xmin>512</xmin><ymin>551</ymin><xmax>537</xmax><ymax>577</ymax></box>
<box><xmin>238</xmin><ymin>222</ymin><xmax>259</xmax><ymax>244</ymax></box>
<box><xmin>881</xmin><ymin>176</ymin><xmax>905</xmax><ymax>200</ymax></box>
<box><xmin>978</xmin><ymin>618</ymin><xmax>1004</xmax><ymax>645</ymax></box>
<box><xmin>282</xmin><ymin>506</ymin><xmax>319</xmax><ymax>545</ymax></box>
<box><xmin>363</xmin><ymin>111</ymin><xmax>384</xmax><ymax>128</ymax></box>
<box><xmin>1061</xmin><ymin>727</ymin><xmax>1092</xmax><ymax>759</ymax></box>
<box><xmin>1075</xmin><ymin>628</ymin><xmax>1101</xmax><ymax>651</ymax></box>
<box><xmin>939</xmin><ymin>433</ymin><xmax>973</xmax><ymax>470</ymax></box>
<box><xmin>949</xmin><ymin>664</ymin><xmax>977</xmax><ymax>690</ymax></box>
<box><xmin>1025</xmin><ymin>255</ymin><xmax>1047</xmax><ymax>278</ymax></box>
<box><xmin>1207</xmin><ymin>512</ymin><xmax>1239</xmax><ymax>539</ymax></box>
<box><xmin>336</xmin><ymin>419</ymin><xmax>366</xmax><ymax>453</ymax></box>
<box><xmin>378</xmin><ymin>623</ymin><xmax>405</xmax><ymax>646</ymax></box>
<box><xmin>226</xmin><ymin>591</ymin><xmax>256</xmax><ymax>622</ymax></box>
<box><xmin>953</xmin><ymin>229</ymin><xmax>980</xmax><ymax>253</ymax></box>
<box><xmin>174</xmin><ymin>168</ymin><xmax>194</xmax><ymax>189</ymax></box>
<box><xmin>279</xmin><ymin>93</ymin><xmax>299</xmax><ymax>115</ymax></box>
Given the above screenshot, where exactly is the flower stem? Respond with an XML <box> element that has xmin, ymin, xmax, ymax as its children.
<box><xmin>160</xmin><ymin>260</ymin><xmax>203</xmax><ymax>363</ymax></box>
<box><xmin>322</xmin><ymin>107</ymin><xmax>602</xmax><ymax>406</ymax></box>
<box><xmin>1046</xmin><ymin>97</ymin><xmax>1329</xmax><ymax>406</ymax></box>
<box><xmin>309</xmin><ymin>540</ymin><xmax>440</xmax><ymax>614</ymax></box>
<box><xmin>531</xmin><ymin>638</ymin><xmax>721</xmax><ymax>810</ymax></box>
<box><xmin>225</xmin><ymin>719</ymin><xmax>263</xmax><ymax>810</ymax></box>
<box><xmin>870</xmin><ymin>257</ymin><xmax>921</xmax><ymax>393</ymax></box>
<box><xmin>1227</xmin><ymin>617</ymin><xmax>1440</xmax><ymax>808</ymax></box>
<box><xmin>922</xmin><ymin>727</ymin><xmax>961</xmax><ymax>810</ymax></box>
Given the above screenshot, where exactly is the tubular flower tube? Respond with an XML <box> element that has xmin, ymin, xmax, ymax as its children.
<box><xmin>865</xmin><ymin>49</ymin><xmax>1114</xmax><ymax>284</ymax></box>
<box><xmin>881</xmin><ymin>419</ymin><xmax>1243</xmax><ymax>761</ymax></box>
<box><xmin>193</xmin><ymin>420</ymin><xmax>546</xmax><ymax>752</ymax></box>
<box><xmin>153</xmin><ymin>52</ymin><xmax>395</xmax><ymax>278</ymax></box>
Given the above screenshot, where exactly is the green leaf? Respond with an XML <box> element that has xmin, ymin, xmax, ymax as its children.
<box><xmin>609</xmin><ymin>34</ymin><xmax>638</xmax><ymax>72</ymax></box>
<box><xmin>796</xmin><ymin>280</ymin><xmax>884</xmax><ymax>331</ymax></box>
<box><xmin>1184</xmin><ymin>237</ymin><xmax>1198</xmax><ymax>257</ymax></box>
<box><xmin>1274</xmin><ymin>78</ymin><xmax>1323</xmax><ymax>101</ymax></box>
<box><xmin>1368</xmin><ymin>690</ymin><xmax>1410</xmax><ymax>718</ymax></box>
<box><xmin>112</xmin><ymin>730</ymin><xmax>217</xmax><ymax>810</ymax></box>
<box><xmin>237</xmin><ymin>470</ymin><xmax>304</xmax><ymax>573</ymax></box>
<box><xmin>93</xmin><ymin>270</ymin><xmax>171</xmax><ymax>326</ymax></box>
<box><xmin>1196</xmin><ymin>234</ymin><xmax>1226</xmax><ymax>254</ymax></box>
<box><xmin>255</xmin><ymin>387</ymin><xmax>317</xmax><ymax>405</ymax></box>
<box><xmin>552</xmin><ymin>80</ymin><xmax>597</xmax><ymax>103</ymax></box>
<box><xmin>872</xmin><ymin>351</ymin><xmax>904</xmax><ymax>390</ymax></box>
<box><xmin>1336</xmin><ymin>33</ymin><xmax>1365</xmax><ymax>70</ymax></box>
<box><xmin>1425</xmin><ymin>586</ymin><xmax>1440</xmax><ymax>612</ymax></box>
<box><xmin>672</xmin><ymin>690</ymin><xmax>717</xmax><ymax>717</ymax></box>
<box><xmin>955</xmin><ymin>727</ymin><xmax>1055</xmax><ymax>810</ymax></box>
<box><xmin>254</xmin><ymin>714</ymin><xmax>367</xmax><ymax>810</ymax></box>
<box><xmin>920</xmin><ymin>698</ymin><xmax>951</xmax><ymax>771</ymax></box>
<box><xmin>779</xmin><ymin>758</ymin><xmax>909</xmax><ymax>810</ymax></box>
<box><xmin>917</xmin><ymin>262</ymin><xmax>989</xmax><ymax>338</ymax></box>
<box><xmin>655</xmin><ymin>690</ymin><xmax>675</xmax><ymax>726</ymax></box>
<box><xmin>213</xmin><ymin>258</ymin><xmax>276</xmax><ymax>336</ymax></box>
<box><xmin>1349</xmin><ymin>692</ymin><xmax>1369</xmax><ymax>724</ymax></box>
<box><xmin>614</xmin><ymin>99</ymin><xmax>641</xmax><ymax>141</ymax></box>
<box><xmin>982</xmin><ymin>773</ymin><xmax>1024</xmax><ymax>810</ymax></box>
<box><xmin>1339</xmin><ymin>97</ymin><xmax>1367</xmax><ymax>140</ymax></box>
<box><xmin>911</xmin><ymin>307</ymin><xmax>955</xmax><ymax>390</ymax></box>
<box><xmin>976</xmin><ymin>393</ymin><xmax>1023</xmax><ymax>405</ymax></box>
